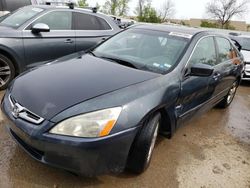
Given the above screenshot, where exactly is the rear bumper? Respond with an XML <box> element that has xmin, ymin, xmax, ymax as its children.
<box><xmin>2</xmin><ymin>96</ymin><xmax>139</xmax><ymax>176</ymax></box>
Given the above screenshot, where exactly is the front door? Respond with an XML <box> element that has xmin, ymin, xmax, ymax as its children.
<box><xmin>177</xmin><ymin>36</ymin><xmax>218</xmax><ymax>125</ymax></box>
<box><xmin>23</xmin><ymin>10</ymin><xmax>75</xmax><ymax>68</ymax></box>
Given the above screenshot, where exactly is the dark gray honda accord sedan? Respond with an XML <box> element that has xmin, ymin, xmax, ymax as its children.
<box><xmin>2</xmin><ymin>24</ymin><xmax>244</xmax><ymax>176</ymax></box>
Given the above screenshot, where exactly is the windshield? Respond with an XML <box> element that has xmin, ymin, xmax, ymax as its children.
<box><xmin>0</xmin><ymin>7</ymin><xmax>44</xmax><ymax>28</ymax></box>
<box><xmin>93</xmin><ymin>29</ymin><xmax>189</xmax><ymax>74</ymax></box>
<box><xmin>241</xmin><ymin>37</ymin><xmax>250</xmax><ymax>51</ymax></box>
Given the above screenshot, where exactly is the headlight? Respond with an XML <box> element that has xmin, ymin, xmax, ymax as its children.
<box><xmin>49</xmin><ymin>107</ymin><xmax>122</xmax><ymax>138</ymax></box>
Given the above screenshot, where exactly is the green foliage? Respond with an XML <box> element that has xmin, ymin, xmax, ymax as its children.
<box><xmin>102</xmin><ymin>0</ymin><xmax>130</xmax><ymax>16</ymax></box>
<box><xmin>78</xmin><ymin>0</ymin><xmax>88</xmax><ymax>8</ymax></box>
<box><xmin>200</xmin><ymin>21</ymin><xmax>219</xmax><ymax>28</ymax></box>
<box><xmin>200</xmin><ymin>20</ymin><xmax>235</xmax><ymax>30</ymax></box>
<box><xmin>137</xmin><ymin>5</ymin><xmax>161</xmax><ymax>23</ymax></box>
<box><xmin>247</xmin><ymin>25</ymin><xmax>250</xmax><ymax>31</ymax></box>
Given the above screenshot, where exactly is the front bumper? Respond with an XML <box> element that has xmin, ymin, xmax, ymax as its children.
<box><xmin>242</xmin><ymin>63</ymin><xmax>250</xmax><ymax>80</ymax></box>
<box><xmin>2</xmin><ymin>95</ymin><xmax>139</xmax><ymax>176</ymax></box>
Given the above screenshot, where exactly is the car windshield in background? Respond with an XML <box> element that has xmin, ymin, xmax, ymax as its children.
<box><xmin>241</xmin><ymin>38</ymin><xmax>250</xmax><ymax>51</ymax></box>
<box><xmin>0</xmin><ymin>7</ymin><xmax>44</xmax><ymax>28</ymax></box>
<box><xmin>93</xmin><ymin>29</ymin><xmax>189</xmax><ymax>74</ymax></box>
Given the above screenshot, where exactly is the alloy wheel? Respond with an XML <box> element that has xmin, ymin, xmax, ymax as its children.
<box><xmin>146</xmin><ymin>122</ymin><xmax>159</xmax><ymax>163</ymax></box>
<box><xmin>0</xmin><ymin>58</ymin><xmax>11</xmax><ymax>87</ymax></box>
<box><xmin>227</xmin><ymin>83</ymin><xmax>237</xmax><ymax>104</ymax></box>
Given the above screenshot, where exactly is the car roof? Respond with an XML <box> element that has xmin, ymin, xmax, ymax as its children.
<box><xmin>131</xmin><ymin>24</ymin><xmax>223</xmax><ymax>36</ymax></box>
<box><xmin>235</xmin><ymin>35</ymin><xmax>250</xmax><ymax>38</ymax></box>
<box><xmin>26</xmin><ymin>5</ymin><xmax>105</xmax><ymax>16</ymax></box>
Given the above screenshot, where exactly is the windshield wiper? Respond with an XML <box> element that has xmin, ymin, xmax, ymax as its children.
<box><xmin>98</xmin><ymin>56</ymin><xmax>139</xmax><ymax>69</ymax></box>
<box><xmin>88</xmin><ymin>51</ymin><xmax>96</xmax><ymax>57</ymax></box>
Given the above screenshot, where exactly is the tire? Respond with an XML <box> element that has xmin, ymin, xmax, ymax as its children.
<box><xmin>127</xmin><ymin>113</ymin><xmax>161</xmax><ymax>174</ymax></box>
<box><xmin>217</xmin><ymin>81</ymin><xmax>238</xmax><ymax>108</ymax></box>
<box><xmin>0</xmin><ymin>54</ymin><xmax>15</xmax><ymax>90</ymax></box>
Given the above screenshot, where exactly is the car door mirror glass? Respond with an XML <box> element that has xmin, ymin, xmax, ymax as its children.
<box><xmin>190</xmin><ymin>63</ymin><xmax>214</xmax><ymax>77</ymax></box>
<box><xmin>31</xmin><ymin>23</ymin><xmax>50</xmax><ymax>33</ymax></box>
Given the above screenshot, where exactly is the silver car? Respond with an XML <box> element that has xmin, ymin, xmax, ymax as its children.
<box><xmin>0</xmin><ymin>5</ymin><xmax>120</xmax><ymax>89</ymax></box>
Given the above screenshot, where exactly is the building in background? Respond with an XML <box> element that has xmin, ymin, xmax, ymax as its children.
<box><xmin>169</xmin><ymin>18</ymin><xmax>248</xmax><ymax>32</ymax></box>
<box><xmin>189</xmin><ymin>19</ymin><xmax>247</xmax><ymax>32</ymax></box>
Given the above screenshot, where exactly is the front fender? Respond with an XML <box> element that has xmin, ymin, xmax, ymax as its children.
<box><xmin>51</xmin><ymin>73</ymin><xmax>180</xmax><ymax>135</ymax></box>
<box><xmin>0</xmin><ymin>37</ymin><xmax>25</xmax><ymax>72</ymax></box>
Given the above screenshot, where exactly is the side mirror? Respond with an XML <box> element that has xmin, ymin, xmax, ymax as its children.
<box><xmin>31</xmin><ymin>23</ymin><xmax>50</xmax><ymax>33</ymax></box>
<box><xmin>189</xmin><ymin>63</ymin><xmax>214</xmax><ymax>77</ymax></box>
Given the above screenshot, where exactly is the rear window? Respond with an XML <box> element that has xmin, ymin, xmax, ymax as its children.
<box><xmin>73</xmin><ymin>12</ymin><xmax>111</xmax><ymax>30</ymax></box>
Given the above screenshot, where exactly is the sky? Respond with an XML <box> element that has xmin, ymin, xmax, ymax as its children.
<box><xmin>86</xmin><ymin>0</ymin><xmax>250</xmax><ymax>23</ymax></box>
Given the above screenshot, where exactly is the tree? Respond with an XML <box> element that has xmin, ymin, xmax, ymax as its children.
<box><xmin>102</xmin><ymin>0</ymin><xmax>130</xmax><ymax>16</ymax></box>
<box><xmin>206</xmin><ymin>0</ymin><xmax>248</xmax><ymax>29</ymax></box>
<box><xmin>135</xmin><ymin>0</ymin><xmax>151</xmax><ymax>19</ymax></box>
<box><xmin>138</xmin><ymin>5</ymin><xmax>161</xmax><ymax>23</ymax></box>
<box><xmin>200</xmin><ymin>20</ymin><xmax>219</xmax><ymax>28</ymax></box>
<box><xmin>159</xmin><ymin>0</ymin><xmax>175</xmax><ymax>22</ymax></box>
<box><xmin>78</xmin><ymin>0</ymin><xmax>88</xmax><ymax>8</ymax></box>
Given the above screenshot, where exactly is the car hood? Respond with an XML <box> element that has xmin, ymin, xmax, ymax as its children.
<box><xmin>10</xmin><ymin>54</ymin><xmax>160</xmax><ymax>120</ymax></box>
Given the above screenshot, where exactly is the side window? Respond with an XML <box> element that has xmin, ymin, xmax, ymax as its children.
<box><xmin>216</xmin><ymin>37</ymin><xmax>233</xmax><ymax>62</ymax></box>
<box><xmin>30</xmin><ymin>11</ymin><xmax>72</xmax><ymax>30</ymax></box>
<box><xmin>189</xmin><ymin>37</ymin><xmax>217</xmax><ymax>66</ymax></box>
<box><xmin>74</xmin><ymin>12</ymin><xmax>111</xmax><ymax>30</ymax></box>
<box><xmin>96</xmin><ymin>17</ymin><xmax>112</xmax><ymax>30</ymax></box>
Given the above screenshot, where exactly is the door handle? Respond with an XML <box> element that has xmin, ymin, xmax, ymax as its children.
<box><xmin>64</xmin><ymin>39</ymin><xmax>73</xmax><ymax>44</ymax></box>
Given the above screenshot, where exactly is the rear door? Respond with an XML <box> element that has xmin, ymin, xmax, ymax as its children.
<box><xmin>23</xmin><ymin>10</ymin><xmax>75</xmax><ymax>68</ymax></box>
<box><xmin>73</xmin><ymin>12</ymin><xmax>116</xmax><ymax>52</ymax></box>
<box><xmin>177</xmin><ymin>36</ymin><xmax>218</xmax><ymax>125</ymax></box>
<box><xmin>213</xmin><ymin>37</ymin><xmax>240</xmax><ymax>96</ymax></box>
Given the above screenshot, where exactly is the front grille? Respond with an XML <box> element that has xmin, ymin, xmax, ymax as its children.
<box><xmin>10</xmin><ymin>129</ymin><xmax>44</xmax><ymax>160</ymax></box>
<box><xmin>9</xmin><ymin>95</ymin><xmax>44</xmax><ymax>124</ymax></box>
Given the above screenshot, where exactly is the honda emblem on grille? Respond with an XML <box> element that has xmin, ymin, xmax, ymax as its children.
<box><xmin>12</xmin><ymin>104</ymin><xmax>21</xmax><ymax>118</ymax></box>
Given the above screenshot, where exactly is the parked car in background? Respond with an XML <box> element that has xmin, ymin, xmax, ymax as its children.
<box><xmin>0</xmin><ymin>0</ymin><xmax>31</xmax><ymax>14</ymax></box>
<box><xmin>2</xmin><ymin>24</ymin><xmax>243</xmax><ymax>176</ymax></box>
<box><xmin>0</xmin><ymin>4</ymin><xmax>120</xmax><ymax>89</ymax></box>
<box><xmin>109</xmin><ymin>15</ymin><xmax>136</xmax><ymax>29</ymax></box>
<box><xmin>229</xmin><ymin>34</ymin><xmax>250</xmax><ymax>80</ymax></box>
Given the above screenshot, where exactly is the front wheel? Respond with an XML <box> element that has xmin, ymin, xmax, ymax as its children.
<box><xmin>126</xmin><ymin>113</ymin><xmax>161</xmax><ymax>174</ymax></box>
<box><xmin>217</xmin><ymin>81</ymin><xmax>238</xmax><ymax>108</ymax></box>
<box><xmin>0</xmin><ymin>54</ymin><xmax>15</xmax><ymax>90</ymax></box>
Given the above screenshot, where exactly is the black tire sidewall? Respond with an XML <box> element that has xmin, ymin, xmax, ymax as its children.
<box><xmin>217</xmin><ymin>81</ymin><xmax>238</xmax><ymax>108</ymax></box>
<box><xmin>127</xmin><ymin>113</ymin><xmax>161</xmax><ymax>174</ymax></box>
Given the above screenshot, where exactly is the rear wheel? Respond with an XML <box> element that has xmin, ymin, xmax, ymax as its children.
<box><xmin>217</xmin><ymin>81</ymin><xmax>238</xmax><ymax>108</ymax></box>
<box><xmin>127</xmin><ymin>113</ymin><xmax>161</xmax><ymax>174</ymax></box>
<box><xmin>0</xmin><ymin>54</ymin><xmax>15</xmax><ymax>90</ymax></box>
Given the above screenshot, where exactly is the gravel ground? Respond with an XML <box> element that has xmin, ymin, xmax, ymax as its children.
<box><xmin>0</xmin><ymin>82</ymin><xmax>249</xmax><ymax>188</ymax></box>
